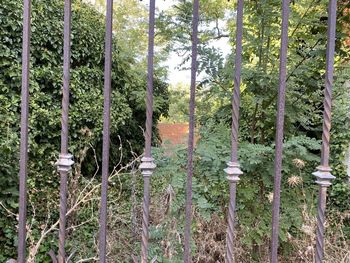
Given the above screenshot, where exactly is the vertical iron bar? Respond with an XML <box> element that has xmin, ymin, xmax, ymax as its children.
<box><xmin>320</xmin><ymin>0</ymin><xmax>336</xmax><ymax>169</ymax></box>
<box><xmin>17</xmin><ymin>0</ymin><xmax>31</xmax><ymax>262</ymax></box>
<box><xmin>140</xmin><ymin>0</ymin><xmax>157</xmax><ymax>262</ymax></box>
<box><xmin>224</xmin><ymin>0</ymin><xmax>244</xmax><ymax>261</ymax></box>
<box><xmin>144</xmin><ymin>0</ymin><xmax>156</xmax><ymax>159</ymax></box>
<box><xmin>60</xmin><ymin>1</ymin><xmax>71</xmax><ymax>155</ymax></box>
<box><xmin>270</xmin><ymin>0</ymin><xmax>290</xmax><ymax>262</ymax></box>
<box><xmin>56</xmin><ymin>0</ymin><xmax>74</xmax><ymax>262</ymax></box>
<box><xmin>230</xmin><ymin>0</ymin><xmax>244</xmax><ymax>164</ymax></box>
<box><xmin>140</xmin><ymin>175</ymin><xmax>151</xmax><ymax>262</ymax></box>
<box><xmin>225</xmin><ymin>180</ymin><xmax>239</xmax><ymax>263</ymax></box>
<box><xmin>98</xmin><ymin>0</ymin><xmax>113</xmax><ymax>261</ymax></box>
<box><xmin>57</xmin><ymin>170</ymin><xmax>68</xmax><ymax>262</ymax></box>
<box><xmin>313</xmin><ymin>0</ymin><xmax>337</xmax><ymax>262</ymax></box>
<box><xmin>315</xmin><ymin>185</ymin><xmax>328</xmax><ymax>262</ymax></box>
<box><xmin>184</xmin><ymin>0</ymin><xmax>199</xmax><ymax>262</ymax></box>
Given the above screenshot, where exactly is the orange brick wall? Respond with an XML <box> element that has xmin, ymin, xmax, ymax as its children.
<box><xmin>158</xmin><ymin>123</ymin><xmax>189</xmax><ymax>145</ymax></box>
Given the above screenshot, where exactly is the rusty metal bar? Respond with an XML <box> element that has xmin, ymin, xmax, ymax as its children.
<box><xmin>224</xmin><ymin>0</ymin><xmax>244</xmax><ymax>261</ymax></box>
<box><xmin>320</xmin><ymin>0</ymin><xmax>337</xmax><ymax>169</ymax></box>
<box><xmin>98</xmin><ymin>0</ymin><xmax>113</xmax><ymax>261</ymax></box>
<box><xmin>225</xmin><ymin>180</ymin><xmax>240</xmax><ymax>263</ymax></box>
<box><xmin>55</xmin><ymin>0</ymin><xmax>74</xmax><ymax>262</ymax></box>
<box><xmin>140</xmin><ymin>174</ymin><xmax>152</xmax><ymax>262</ymax></box>
<box><xmin>184</xmin><ymin>0</ymin><xmax>200</xmax><ymax>262</ymax></box>
<box><xmin>314</xmin><ymin>185</ymin><xmax>329</xmax><ymax>262</ymax></box>
<box><xmin>229</xmin><ymin>0</ymin><xmax>244</xmax><ymax>164</ymax></box>
<box><xmin>17</xmin><ymin>0</ymin><xmax>32</xmax><ymax>262</ymax></box>
<box><xmin>144</xmin><ymin>0</ymin><xmax>156</xmax><ymax>160</ymax></box>
<box><xmin>140</xmin><ymin>0</ymin><xmax>157</xmax><ymax>262</ymax></box>
<box><xmin>270</xmin><ymin>0</ymin><xmax>290</xmax><ymax>262</ymax></box>
<box><xmin>313</xmin><ymin>0</ymin><xmax>337</xmax><ymax>261</ymax></box>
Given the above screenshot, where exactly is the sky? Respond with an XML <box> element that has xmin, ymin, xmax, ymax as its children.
<box><xmin>155</xmin><ymin>0</ymin><xmax>174</xmax><ymax>11</ymax></box>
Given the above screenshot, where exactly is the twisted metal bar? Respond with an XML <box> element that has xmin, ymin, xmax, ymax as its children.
<box><xmin>56</xmin><ymin>1</ymin><xmax>74</xmax><ymax>262</ymax></box>
<box><xmin>313</xmin><ymin>166</ymin><xmax>335</xmax><ymax>262</ymax></box>
<box><xmin>142</xmin><ymin>177</ymin><xmax>150</xmax><ymax>262</ymax></box>
<box><xmin>58</xmin><ymin>169</ymin><xmax>68</xmax><ymax>263</ymax></box>
<box><xmin>270</xmin><ymin>0</ymin><xmax>290</xmax><ymax>262</ymax></box>
<box><xmin>144</xmin><ymin>0</ymin><xmax>156</xmax><ymax>159</ymax></box>
<box><xmin>226</xmin><ymin>183</ymin><xmax>236</xmax><ymax>263</ymax></box>
<box><xmin>225</xmin><ymin>162</ymin><xmax>242</xmax><ymax>263</ymax></box>
<box><xmin>224</xmin><ymin>0</ymin><xmax>244</xmax><ymax>261</ymax></box>
<box><xmin>321</xmin><ymin>0</ymin><xmax>336</xmax><ymax>168</ymax></box>
<box><xmin>140</xmin><ymin>0</ymin><xmax>156</xmax><ymax>262</ymax></box>
<box><xmin>140</xmin><ymin>158</ymin><xmax>156</xmax><ymax>262</ymax></box>
<box><xmin>230</xmin><ymin>0</ymin><xmax>244</xmax><ymax>164</ymax></box>
<box><xmin>60</xmin><ymin>0</ymin><xmax>71</xmax><ymax>156</ymax></box>
<box><xmin>56</xmin><ymin>154</ymin><xmax>73</xmax><ymax>263</ymax></box>
<box><xmin>98</xmin><ymin>0</ymin><xmax>113</xmax><ymax>261</ymax></box>
<box><xmin>18</xmin><ymin>0</ymin><xmax>32</xmax><ymax>262</ymax></box>
<box><xmin>184</xmin><ymin>0</ymin><xmax>199</xmax><ymax>262</ymax></box>
<box><xmin>313</xmin><ymin>1</ymin><xmax>337</xmax><ymax>261</ymax></box>
<box><xmin>315</xmin><ymin>186</ymin><xmax>327</xmax><ymax>262</ymax></box>
<box><xmin>224</xmin><ymin>170</ymin><xmax>241</xmax><ymax>263</ymax></box>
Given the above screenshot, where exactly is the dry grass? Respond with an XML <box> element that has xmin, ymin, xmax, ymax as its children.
<box><xmin>47</xmin><ymin>179</ymin><xmax>350</xmax><ymax>263</ymax></box>
<box><xmin>188</xmin><ymin>210</ymin><xmax>350</xmax><ymax>263</ymax></box>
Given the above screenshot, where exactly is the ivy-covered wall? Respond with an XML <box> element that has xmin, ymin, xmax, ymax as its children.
<box><xmin>0</xmin><ymin>0</ymin><xmax>168</xmax><ymax>260</ymax></box>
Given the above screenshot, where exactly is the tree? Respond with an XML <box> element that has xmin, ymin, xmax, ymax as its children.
<box><xmin>0</xmin><ymin>0</ymin><xmax>168</xmax><ymax>260</ymax></box>
<box><xmin>152</xmin><ymin>0</ymin><xmax>350</xmax><ymax>260</ymax></box>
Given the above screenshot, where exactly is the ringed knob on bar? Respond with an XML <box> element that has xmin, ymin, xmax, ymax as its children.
<box><xmin>224</xmin><ymin>162</ymin><xmax>243</xmax><ymax>182</ymax></box>
<box><xmin>140</xmin><ymin>157</ymin><xmax>156</xmax><ymax>177</ymax></box>
<box><xmin>55</xmin><ymin>153</ymin><xmax>74</xmax><ymax>173</ymax></box>
<box><xmin>313</xmin><ymin>165</ymin><xmax>335</xmax><ymax>187</ymax></box>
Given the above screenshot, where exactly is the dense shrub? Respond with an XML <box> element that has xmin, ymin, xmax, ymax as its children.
<box><xmin>0</xmin><ymin>0</ymin><xmax>168</xmax><ymax>260</ymax></box>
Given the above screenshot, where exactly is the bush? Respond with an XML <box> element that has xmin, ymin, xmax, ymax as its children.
<box><xmin>147</xmin><ymin>122</ymin><xmax>323</xmax><ymax>262</ymax></box>
<box><xmin>0</xmin><ymin>0</ymin><xmax>168</xmax><ymax>260</ymax></box>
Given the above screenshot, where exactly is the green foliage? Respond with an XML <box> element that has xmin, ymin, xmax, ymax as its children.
<box><xmin>93</xmin><ymin>0</ymin><xmax>152</xmax><ymax>60</ymax></box>
<box><xmin>148</xmin><ymin>122</ymin><xmax>321</xmax><ymax>261</ymax></box>
<box><xmin>329</xmin><ymin>69</ymin><xmax>350</xmax><ymax>212</ymax></box>
<box><xmin>162</xmin><ymin>83</ymin><xmax>190</xmax><ymax>123</ymax></box>
<box><xmin>1</xmin><ymin>0</ymin><xmax>349</xmax><ymax>261</ymax></box>
<box><xmin>158</xmin><ymin>0</ymin><xmax>349</xmax><ymax>142</ymax></box>
<box><xmin>0</xmin><ymin>0</ymin><xmax>168</xmax><ymax>260</ymax></box>
<box><xmin>152</xmin><ymin>0</ymin><xmax>350</xmax><ymax>262</ymax></box>
<box><xmin>154</xmin><ymin>0</ymin><xmax>350</xmax><ymax>259</ymax></box>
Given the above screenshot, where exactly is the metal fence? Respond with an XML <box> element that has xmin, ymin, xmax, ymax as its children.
<box><xmin>14</xmin><ymin>0</ymin><xmax>337</xmax><ymax>262</ymax></box>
